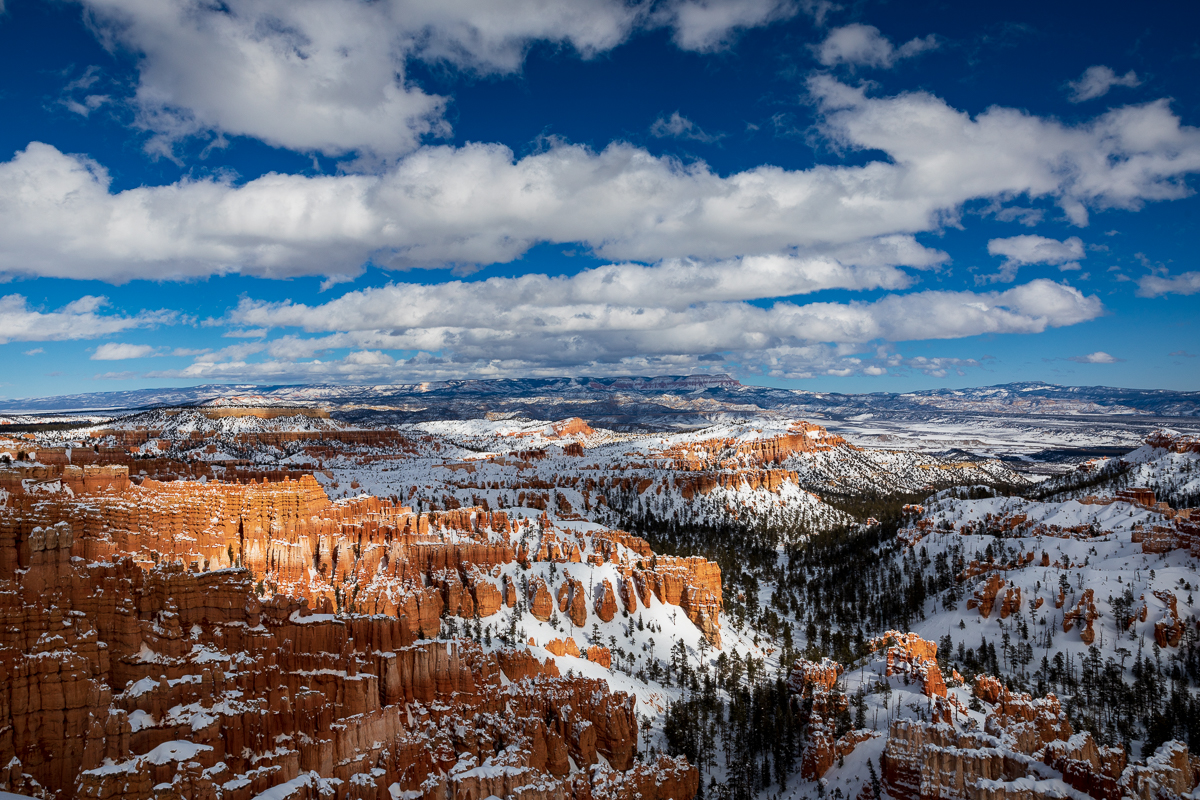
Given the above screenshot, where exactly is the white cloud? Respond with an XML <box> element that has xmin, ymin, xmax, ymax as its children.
<box><xmin>984</xmin><ymin>235</ymin><xmax>1085</xmax><ymax>282</ymax></box>
<box><xmin>142</xmin><ymin>343</ymin><xmax>984</xmax><ymax>383</ymax></box>
<box><xmin>84</xmin><ymin>0</ymin><xmax>440</xmax><ymax>158</ymax></box>
<box><xmin>5</xmin><ymin>78</ymin><xmax>1198</xmax><ymax>283</ymax></box>
<box><xmin>78</xmin><ymin>0</ymin><xmax>796</xmax><ymax>158</ymax></box>
<box><xmin>91</xmin><ymin>342</ymin><xmax>159</xmax><ymax>360</ymax></box>
<box><xmin>132</xmin><ymin>345</ymin><xmax>916</xmax><ymax>383</ymax></box>
<box><xmin>5</xmin><ymin>78</ymin><xmax>1200</xmax><ymax>283</ymax></box>
<box><xmin>650</xmin><ymin>111</ymin><xmax>723</xmax><ymax>142</ymax></box>
<box><xmin>208</xmin><ymin>277</ymin><xmax>1102</xmax><ymax>375</ymax></box>
<box><xmin>0</xmin><ymin>294</ymin><xmax>174</xmax><ymax>344</ymax></box>
<box><xmin>1068</xmin><ymin>351</ymin><xmax>1120</xmax><ymax>363</ymax></box>
<box><xmin>223</xmin><ymin>241</ymin><xmax>944</xmax><ymax>332</ymax></box>
<box><xmin>811</xmin><ymin>78</ymin><xmax>1200</xmax><ymax>226</ymax></box>
<box><xmin>1067</xmin><ymin>66</ymin><xmax>1142</xmax><ymax>103</ymax></box>
<box><xmin>657</xmin><ymin>0</ymin><xmax>799</xmax><ymax>51</ymax></box>
<box><xmin>815</xmin><ymin>24</ymin><xmax>937</xmax><ymax>69</ymax></box>
<box><xmin>139</xmin><ymin>274</ymin><xmax>1091</xmax><ymax>381</ymax></box>
<box><xmin>23</xmin><ymin>348</ymin><xmax>44</xmax><ymax>356</ymax></box>
<box><xmin>988</xmin><ymin>235</ymin><xmax>1085</xmax><ymax>265</ymax></box>
<box><xmin>1137</xmin><ymin>271</ymin><xmax>1200</xmax><ymax>297</ymax></box>
<box><xmin>135</xmin><ymin>271</ymin><xmax>1094</xmax><ymax>381</ymax></box>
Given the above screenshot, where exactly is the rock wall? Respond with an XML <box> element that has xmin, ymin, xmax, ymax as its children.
<box><xmin>879</xmin><ymin>675</ymin><xmax>1193</xmax><ymax>800</ymax></box>
<box><xmin>0</xmin><ymin>474</ymin><xmax>700</xmax><ymax>800</ymax></box>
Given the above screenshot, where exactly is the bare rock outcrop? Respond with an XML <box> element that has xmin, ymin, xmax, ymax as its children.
<box><xmin>0</xmin><ymin>471</ymin><xmax>699</xmax><ymax>800</ymax></box>
<box><xmin>594</xmin><ymin>578</ymin><xmax>617</xmax><ymax>622</ymax></box>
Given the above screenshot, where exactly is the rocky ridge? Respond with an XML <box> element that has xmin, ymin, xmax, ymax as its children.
<box><xmin>0</xmin><ymin>463</ymin><xmax>704</xmax><ymax>799</ymax></box>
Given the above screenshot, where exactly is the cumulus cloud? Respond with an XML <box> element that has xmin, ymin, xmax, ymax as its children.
<box><xmin>132</xmin><ymin>271</ymin><xmax>1098</xmax><ymax>382</ymax></box>
<box><xmin>0</xmin><ymin>295</ymin><xmax>175</xmax><ymax>344</ymax></box>
<box><xmin>650</xmin><ymin>111</ymin><xmax>723</xmax><ymax>142</ymax></box>
<box><xmin>1137</xmin><ymin>271</ymin><xmax>1200</xmax><ymax>297</ymax></box>
<box><xmin>655</xmin><ymin>0</ymin><xmax>800</xmax><ymax>51</ymax></box>
<box><xmin>984</xmin><ymin>235</ymin><xmax>1085</xmax><ymax>282</ymax></box>
<box><xmin>812</xmin><ymin>78</ymin><xmax>1200</xmax><ymax>226</ymax></box>
<box><xmin>204</xmin><ymin>277</ymin><xmax>1101</xmax><ymax>376</ymax></box>
<box><xmin>91</xmin><ymin>342</ymin><xmax>160</xmax><ymax>360</ymax></box>
<box><xmin>815</xmin><ymin>24</ymin><xmax>937</xmax><ymax>69</ymax></box>
<box><xmin>1067</xmin><ymin>66</ymin><xmax>1142</xmax><ymax>103</ymax></box>
<box><xmin>1068</xmin><ymin>351</ymin><xmax>1121</xmax><ymax>363</ymax></box>
<box><xmin>124</xmin><ymin>274</ymin><xmax>1084</xmax><ymax>384</ymax></box>
<box><xmin>78</xmin><ymin>0</ymin><xmax>796</xmax><ymax>158</ymax></box>
<box><xmin>4</xmin><ymin>80</ymin><xmax>1199</xmax><ymax>282</ymax></box>
<box><xmin>136</xmin><ymin>343</ymin><xmax>980</xmax><ymax>383</ymax></box>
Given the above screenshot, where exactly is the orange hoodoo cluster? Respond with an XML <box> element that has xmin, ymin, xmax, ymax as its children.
<box><xmin>649</xmin><ymin>421</ymin><xmax>847</xmax><ymax>472</ymax></box>
<box><xmin>0</xmin><ymin>471</ymin><xmax>701</xmax><ymax>800</ymax></box>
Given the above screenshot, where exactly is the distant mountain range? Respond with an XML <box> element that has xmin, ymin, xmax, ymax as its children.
<box><xmin>2</xmin><ymin>376</ymin><xmax>1199</xmax><ymax>426</ymax></box>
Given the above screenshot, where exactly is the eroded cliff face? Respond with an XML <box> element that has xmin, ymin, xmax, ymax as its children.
<box><xmin>0</xmin><ymin>471</ymin><xmax>700</xmax><ymax>800</ymax></box>
<box><xmin>790</xmin><ymin>633</ymin><xmax>1198</xmax><ymax>800</ymax></box>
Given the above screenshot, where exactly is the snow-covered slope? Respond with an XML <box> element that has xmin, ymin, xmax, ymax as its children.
<box><xmin>11</xmin><ymin>403</ymin><xmax>1200</xmax><ymax>799</ymax></box>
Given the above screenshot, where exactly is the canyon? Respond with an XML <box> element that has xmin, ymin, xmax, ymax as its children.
<box><xmin>1</xmin><ymin>405</ymin><xmax>1199</xmax><ymax>800</ymax></box>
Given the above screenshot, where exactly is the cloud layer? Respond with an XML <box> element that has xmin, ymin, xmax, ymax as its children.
<box><xmin>1068</xmin><ymin>351</ymin><xmax>1120</xmax><ymax>363</ymax></box>
<box><xmin>0</xmin><ymin>295</ymin><xmax>174</xmax><ymax>345</ymax></box>
<box><xmin>91</xmin><ymin>342</ymin><xmax>159</xmax><ymax>360</ymax></box>
<box><xmin>79</xmin><ymin>0</ymin><xmax>799</xmax><ymax>158</ymax></box>
<box><xmin>3</xmin><ymin>80</ymin><xmax>1198</xmax><ymax>283</ymax></box>
<box><xmin>1137</xmin><ymin>271</ymin><xmax>1200</xmax><ymax>297</ymax></box>
<box><xmin>814</xmin><ymin>24</ymin><xmax>937</xmax><ymax>69</ymax></box>
<box><xmin>985</xmin><ymin>235</ymin><xmax>1084</xmax><ymax>282</ymax></box>
<box><xmin>153</xmin><ymin>274</ymin><xmax>1101</xmax><ymax>380</ymax></box>
<box><xmin>1067</xmin><ymin>65</ymin><xmax>1142</xmax><ymax>103</ymax></box>
<box><xmin>6</xmin><ymin>12</ymin><xmax>1196</xmax><ymax>390</ymax></box>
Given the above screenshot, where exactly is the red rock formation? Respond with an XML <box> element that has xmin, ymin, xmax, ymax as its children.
<box><xmin>632</xmin><ymin>555</ymin><xmax>722</xmax><ymax>646</ymax></box>
<box><xmin>545</xmin><ymin>637</ymin><xmax>581</xmax><ymax>658</ymax></box>
<box><xmin>1063</xmin><ymin>589</ymin><xmax>1099</xmax><ymax>644</ymax></box>
<box><xmin>594</xmin><ymin>578</ymin><xmax>617</xmax><ymax>622</ymax></box>
<box><xmin>877</xmin><ymin>673</ymin><xmax>1172</xmax><ymax>800</ymax></box>
<box><xmin>1123</xmin><ymin>740</ymin><xmax>1195</xmax><ymax>800</ymax></box>
<box><xmin>0</xmin><ymin>470</ymin><xmax>700</xmax><ymax>800</ymax></box>
<box><xmin>464</xmin><ymin>566</ymin><xmax>501</xmax><ymax>617</ymax></box>
<box><xmin>966</xmin><ymin>573</ymin><xmax>1005</xmax><ymax>618</ymax></box>
<box><xmin>556</xmin><ymin>576</ymin><xmax>588</xmax><ymax>627</ymax></box>
<box><xmin>787</xmin><ymin>657</ymin><xmax>850</xmax><ymax>779</ymax></box>
<box><xmin>591</xmin><ymin>754</ymin><xmax>698</xmax><ymax>800</ymax></box>
<box><xmin>675</xmin><ymin>468</ymin><xmax>800</xmax><ymax>499</ymax></box>
<box><xmin>1044</xmin><ymin>734</ymin><xmax>1125</xmax><ymax>800</ymax></box>
<box><xmin>873</xmin><ymin>631</ymin><xmax>946</xmax><ymax>698</ymax></box>
<box><xmin>549</xmin><ymin>418</ymin><xmax>595</xmax><ymax>439</ymax></box>
<box><xmin>1146</xmin><ymin>431</ymin><xmax>1200</xmax><ymax>454</ymax></box>
<box><xmin>586</xmin><ymin>645</ymin><xmax>612</xmax><ymax>668</ymax></box>
<box><xmin>1152</xmin><ymin>590</ymin><xmax>1185</xmax><ymax>648</ymax></box>
<box><xmin>528</xmin><ymin>577</ymin><xmax>554</xmax><ymax>622</ymax></box>
<box><xmin>619</xmin><ymin>575</ymin><xmax>639</xmax><ymax>614</ymax></box>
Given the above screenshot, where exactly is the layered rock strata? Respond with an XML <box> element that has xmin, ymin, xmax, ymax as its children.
<box><xmin>0</xmin><ymin>474</ymin><xmax>700</xmax><ymax>800</ymax></box>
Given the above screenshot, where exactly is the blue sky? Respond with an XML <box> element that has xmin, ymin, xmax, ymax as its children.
<box><xmin>1</xmin><ymin>0</ymin><xmax>1198</xmax><ymax>399</ymax></box>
